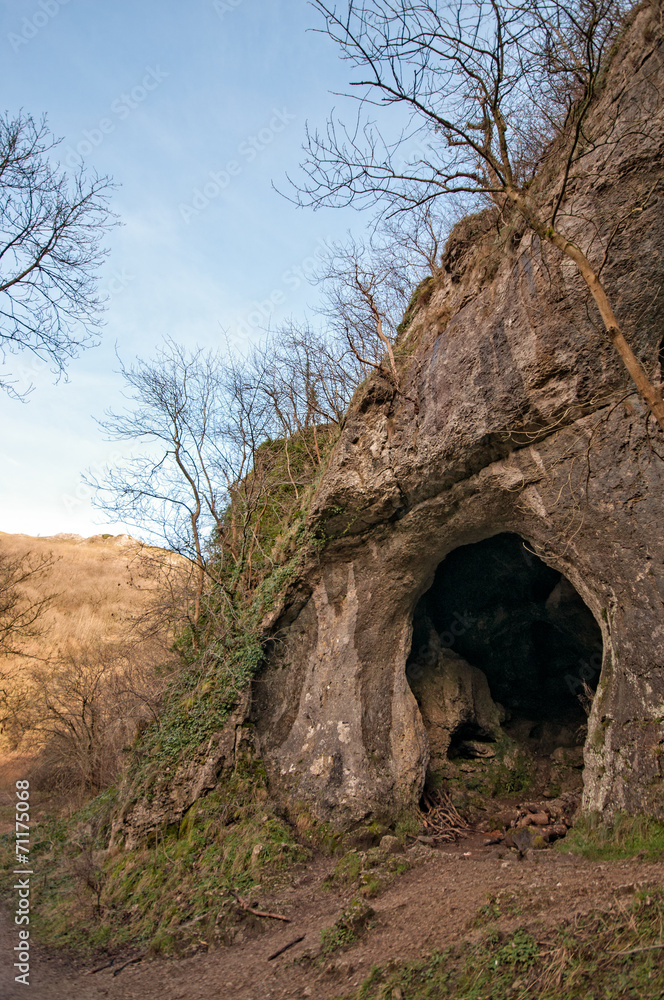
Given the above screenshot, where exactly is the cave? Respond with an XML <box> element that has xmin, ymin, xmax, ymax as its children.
<box><xmin>406</xmin><ymin>533</ymin><xmax>604</xmax><ymax>796</ymax></box>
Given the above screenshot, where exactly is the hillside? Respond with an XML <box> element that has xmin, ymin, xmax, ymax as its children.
<box><xmin>0</xmin><ymin>530</ymin><xmax>164</xmax><ymax>656</ymax></box>
<box><xmin>0</xmin><ymin>531</ymin><xmax>182</xmax><ymax>802</ymax></box>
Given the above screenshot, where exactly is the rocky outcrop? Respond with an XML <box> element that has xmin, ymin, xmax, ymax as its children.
<box><xmin>253</xmin><ymin>0</ymin><xmax>664</xmax><ymax>828</ymax></box>
<box><xmin>111</xmin><ymin>692</ymin><xmax>250</xmax><ymax>850</ymax></box>
<box><xmin>407</xmin><ymin>635</ymin><xmax>504</xmax><ymax>768</ymax></box>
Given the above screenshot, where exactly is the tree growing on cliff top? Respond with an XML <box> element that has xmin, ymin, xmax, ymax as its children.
<box><xmin>87</xmin><ymin>336</ymin><xmax>366</xmax><ymax>646</ymax></box>
<box><xmin>290</xmin><ymin>0</ymin><xmax>664</xmax><ymax>431</ymax></box>
<box><xmin>312</xmin><ymin>203</ymin><xmax>450</xmax><ymax>390</ymax></box>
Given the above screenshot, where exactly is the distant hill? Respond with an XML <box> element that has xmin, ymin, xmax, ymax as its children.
<box><xmin>0</xmin><ymin>531</ymin><xmax>183</xmax><ymax>797</ymax></box>
<box><xmin>0</xmin><ymin>530</ymin><xmax>171</xmax><ymax>656</ymax></box>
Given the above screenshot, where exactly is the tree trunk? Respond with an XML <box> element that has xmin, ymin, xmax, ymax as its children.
<box><xmin>507</xmin><ymin>189</ymin><xmax>664</xmax><ymax>433</ymax></box>
<box><xmin>547</xmin><ymin>230</ymin><xmax>664</xmax><ymax>432</ymax></box>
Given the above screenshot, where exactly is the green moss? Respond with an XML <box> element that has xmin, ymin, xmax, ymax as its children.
<box><xmin>446</xmin><ymin>735</ymin><xmax>535</xmax><ymax>799</ymax></box>
<box><xmin>326</xmin><ymin>850</ymin><xmax>362</xmax><ymax>889</ymax></box>
<box><xmin>396</xmin><ymin>275</ymin><xmax>435</xmax><ymax>339</ymax></box>
<box><xmin>394</xmin><ymin>808</ymin><xmax>421</xmax><ymax>839</ymax></box>
<box><xmin>292</xmin><ymin>802</ymin><xmax>343</xmax><ymax>854</ymax></box>
<box><xmin>320</xmin><ymin>897</ymin><xmax>374</xmax><ymax>956</ymax></box>
<box><xmin>324</xmin><ymin>845</ymin><xmax>412</xmax><ymax>900</ymax></box>
<box><xmin>470</xmin><ymin>890</ymin><xmax>523</xmax><ymax>927</ymax></box>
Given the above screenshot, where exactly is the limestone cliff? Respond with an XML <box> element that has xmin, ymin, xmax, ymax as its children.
<box><xmin>112</xmin><ymin>1</ymin><xmax>664</xmax><ymax>847</ymax></box>
<box><xmin>252</xmin><ymin>0</ymin><xmax>664</xmax><ymax>829</ymax></box>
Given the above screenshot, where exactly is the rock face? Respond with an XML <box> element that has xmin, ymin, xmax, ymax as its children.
<box><xmin>407</xmin><ymin>634</ymin><xmax>504</xmax><ymax>769</ymax></box>
<box><xmin>111</xmin><ymin>693</ymin><xmax>250</xmax><ymax>850</ymax></box>
<box><xmin>252</xmin><ymin>1</ymin><xmax>664</xmax><ymax>829</ymax></box>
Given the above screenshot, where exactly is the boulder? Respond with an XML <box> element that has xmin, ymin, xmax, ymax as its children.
<box><xmin>407</xmin><ymin>634</ymin><xmax>503</xmax><ymax>767</ymax></box>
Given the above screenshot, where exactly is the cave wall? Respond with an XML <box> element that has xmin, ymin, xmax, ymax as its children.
<box><xmin>409</xmin><ymin>533</ymin><xmax>603</xmax><ymax>726</ymax></box>
<box><xmin>253</xmin><ymin>0</ymin><xmax>664</xmax><ymax>829</ymax></box>
<box><xmin>255</xmin><ymin>400</ymin><xmax>664</xmax><ymax>825</ymax></box>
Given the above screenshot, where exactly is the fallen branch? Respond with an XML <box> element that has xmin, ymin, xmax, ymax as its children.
<box><xmin>231</xmin><ymin>891</ymin><xmax>291</xmax><ymax>922</ymax></box>
<box><xmin>268</xmin><ymin>934</ymin><xmax>306</xmax><ymax>960</ymax></box>
<box><xmin>112</xmin><ymin>952</ymin><xmax>146</xmax><ymax>977</ymax></box>
<box><xmin>418</xmin><ymin>790</ymin><xmax>470</xmax><ymax>842</ymax></box>
<box><xmin>608</xmin><ymin>942</ymin><xmax>664</xmax><ymax>957</ymax></box>
<box><xmin>86</xmin><ymin>959</ymin><xmax>117</xmax><ymax>975</ymax></box>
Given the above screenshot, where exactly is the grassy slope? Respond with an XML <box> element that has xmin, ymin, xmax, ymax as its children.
<box><xmin>334</xmin><ymin>887</ymin><xmax>664</xmax><ymax>1000</ymax></box>
<box><xmin>0</xmin><ymin>530</ymin><xmax>169</xmax><ymax>658</ymax></box>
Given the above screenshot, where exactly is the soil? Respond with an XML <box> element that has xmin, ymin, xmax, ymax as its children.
<box><xmin>2</xmin><ymin>829</ymin><xmax>662</xmax><ymax>1000</ymax></box>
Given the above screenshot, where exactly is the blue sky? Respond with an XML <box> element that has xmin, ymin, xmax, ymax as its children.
<box><xmin>0</xmin><ymin>0</ymin><xmax>365</xmax><ymax>537</ymax></box>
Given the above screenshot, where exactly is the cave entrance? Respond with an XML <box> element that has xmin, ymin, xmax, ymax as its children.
<box><xmin>406</xmin><ymin>533</ymin><xmax>603</xmax><ymax>800</ymax></box>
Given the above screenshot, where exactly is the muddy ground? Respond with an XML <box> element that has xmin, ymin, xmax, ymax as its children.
<box><xmin>1</xmin><ymin>827</ymin><xmax>662</xmax><ymax>1000</ymax></box>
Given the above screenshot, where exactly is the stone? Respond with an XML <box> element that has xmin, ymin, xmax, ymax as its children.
<box><xmin>509</xmin><ymin>828</ymin><xmax>547</xmax><ymax>852</ymax></box>
<box><xmin>407</xmin><ymin>633</ymin><xmax>504</xmax><ymax>768</ymax></box>
<box><xmin>250</xmin><ymin>843</ymin><xmax>263</xmax><ymax>864</ymax></box>
<box><xmin>253</xmin><ymin>8</ymin><xmax>664</xmax><ymax>822</ymax></box>
<box><xmin>345</xmin><ymin>825</ymin><xmax>384</xmax><ymax>849</ymax></box>
<box><xmin>551</xmin><ymin>746</ymin><xmax>585</xmax><ymax>768</ymax></box>
<box><xmin>379</xmin><ymin>835</ymin><xmax>404</xmax><ymax>855</ymax></box>
<box><xmin>516</xmin><ymin>811</ymin><xmax>550</xmax><ymax>828</ymax></box>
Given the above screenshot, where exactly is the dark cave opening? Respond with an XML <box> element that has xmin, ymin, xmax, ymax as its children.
<box><xmin>406</xmin><ymin>533</ymin><xmax>603</xmax><ymax>792</ymax></box>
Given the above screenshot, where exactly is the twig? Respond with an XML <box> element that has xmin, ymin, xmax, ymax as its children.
<box><xmin>268</xmin><ymin>934</ymin><xmax>306</xmax><ymax>960</ymax></box>
<box><xmin>231</xmin><ymin>891</ymin><xmax>291</xmax><ymax>922</ymax></box>
<box><xmin>86</xmin><ymin>958</ymin><xmax>117</xmax><ymax>975</ymax></box>
<box><xmin>607</xmin><ymin>942</ymin><xmax>664</xmax><ymax>957</ymax></box>
<box><xmin>418</xmin><ymin>789</ymin><xmax>470</xmax><ymax>842</ymax></box>
<box><xmin>112</xmin><ymin>952</ymin><xmax>146</xmax><ymax>976</ymax></box>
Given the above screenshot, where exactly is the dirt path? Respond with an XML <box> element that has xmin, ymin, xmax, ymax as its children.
<box><xmin>2</xmin><ymin>837</ymin><xmax>662</xmax><ymax>1000</ymax></box>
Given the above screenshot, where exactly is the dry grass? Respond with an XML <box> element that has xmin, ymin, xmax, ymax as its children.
<box><xmin>0</xmin><ymin>531</ymin><xmax>185</xmax><ymax>800</ymax></box>
<box><xmin>0</xmin><ymin>530</ymin><xmax>172</xmax><ymax>655</ymax></box>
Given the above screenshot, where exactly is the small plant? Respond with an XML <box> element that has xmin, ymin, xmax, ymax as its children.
<box><xmin>470</xmin><ymin>890</ymin><xmax>523</xmax><ymax>927</ymax></box>
<box><xmin>338</xmin><ymin>888</ymin><xmax>664</xmax><ymax>998</ymax></box>
<box><xmin>493</xmin><ymin>928</ymin><xmax>539</xmax><ymax>968</ymax></box>
<box><xmin>320</xmin><ymin>898</ymin><xmax>374</xmax><ymax>956</ymax></box>
<box><xmin>325</xmin><ymin>849</ymin><xmax>362</xmax><ymax>889</ymax></box>
<box><xmin>324</xmin><ymin>845</ymin><xmax>412</xmax><ymax>900</ymax></box>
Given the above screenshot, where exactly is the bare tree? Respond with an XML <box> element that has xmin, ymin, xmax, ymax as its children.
<box><xmin>308</xmin><ymin>203</ymin><xmax>449</xmax><ymax>391</ymax></box>
<box><xmin>316</xmin><ymin>235</ymin><xmax>402</xmax><ymax>381</ymax></box>
<box><xmin>376</xmin><ymin>200</ymin><xmax>459</xmax><ymax>281</ymax></box>
<box><xmin>291</xmin><ymin>0</ymin><xmax>664</xmax><ymax>430</ymax></box>
<box><xmin>0</xmin><ymin>549</ymin><xmax>55</xmax><ymax>659</ymax></box>
<box><xmin>3</xmin><ymin>639</ymin><xmax>178</xmax><ymax>793</ymax></box>
<box><xmin>249</xmin><ymin>321</ymin><xmax>368</xmax><ymax>441</ymax></box>
<box><xmin>311</xmin><ymin>203</ymin><xmax>449</xmax><ymax>390</ymax></box>
<box><xmin>0</xmin><ymin>112</ymin><xmax>115</xmax><ymax>397</ymax></box>
<box><xmin>87</xmin><ymin>340</ymin><xmax>264</xmax><ymax>636</ymax></box>
<box><xmin>90</xmin><ymin>326</ymin><xmax>389</xmax><ymax>635</ymax></box>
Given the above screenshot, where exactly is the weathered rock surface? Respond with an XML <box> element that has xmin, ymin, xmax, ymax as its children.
<box><xmin>407</xmin><ymin>632</ymin><xmax>503</xmax><ymax>768</ymax></box>
<box><xmin>111</xmin><ymin>692</ymin><xmax>250</xmax><ymax>850</ymax></box>
<box><xmin>253</xmin><ymin>1</ymin><xmax>664</xmax><ymax>829</ymax></box>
